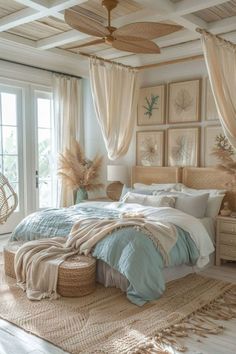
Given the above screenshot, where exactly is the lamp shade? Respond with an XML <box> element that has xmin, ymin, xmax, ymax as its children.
<box><xmin>107</xmin><ymin>165</ymin><xmax>128</xmax><ymax>185</ymax></box>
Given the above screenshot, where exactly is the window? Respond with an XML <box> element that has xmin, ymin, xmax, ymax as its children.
<box><xmin>0</xmin><ymin>82</ymin><xmax>55</xmax><ymax>235</ymax></box>
<box><xmin>0</xmin><ymin>85</ymin><xmax>23</xmax><ymax>233</ymax></box>
<box><xmin>35</xmin><ymin>91</ymin><xmax>55</xmax><ymax>209</ymax></box>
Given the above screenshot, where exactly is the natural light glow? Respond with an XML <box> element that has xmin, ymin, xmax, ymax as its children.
<box><xmin>36</xmin><ymin>95</ymin><xmax>54</xmax><ymax>208</ymax></box>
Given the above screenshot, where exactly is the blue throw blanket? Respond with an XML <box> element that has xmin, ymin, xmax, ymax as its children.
<box><xmin>11</xmin><ymin>205</ymin><xmax>199</xmax><ymax>305</ymax></box>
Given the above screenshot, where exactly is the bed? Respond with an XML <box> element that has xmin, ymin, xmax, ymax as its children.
<box><xmin>10</xmin><ymin>167</ymin><xmax>232</xmax><ymax>305</ymax></box>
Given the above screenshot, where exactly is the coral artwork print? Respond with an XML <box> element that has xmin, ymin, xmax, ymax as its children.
<box><xmin>137</xmin><ymin>131</ymin><xmax>164</xmax><ymax>166</ymax></box>
<box><xmin>205</xmin><ymin>126</ymin><xmax>235</xmax><ymax>166</ymax></box>
<box><xmin>143</xmin><ymin>94</ymin><xmax>159</xmax><ymax>118</ymax></box>
<box><xmin>174</xmin><ymin>89</ymin><xmax>193</xmax><ymax>115</ymax></box>
<box><xmin>168</xmin><ymin>127</ymin><xmax>199</xmax><ymax>167</ymax></box>
<box><xmin>214</xmin><ymin>134</ymin><xmax>234</xmax><ymax>155</ymax></box>
<box><xmin>171</xmin><ymin>135</ymin><xmax>191</xmax><ymax>163</ymax></box>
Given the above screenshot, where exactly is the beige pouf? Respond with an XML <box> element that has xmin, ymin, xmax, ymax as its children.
<box><xmin>3</xmin><ymin>241</ymin><xmax>96</xmax><ymax>297</ymax></box>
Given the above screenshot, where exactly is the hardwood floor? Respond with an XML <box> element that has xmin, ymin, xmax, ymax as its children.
<box><xmin>0</xmin><ymin>236</ymin><xmax>235</xmax><ymax>354</ymax></box>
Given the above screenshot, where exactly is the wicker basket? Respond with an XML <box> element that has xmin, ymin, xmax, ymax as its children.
<box><xmin>3</xmin><ymin>242</ymin><xmax>96</xmax><ymax>297</ymax></box>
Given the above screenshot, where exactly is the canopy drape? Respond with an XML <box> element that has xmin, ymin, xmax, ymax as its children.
<box><xmin>200</xmin><ymin>30</ymin><xmax>236</xmax><ymax>148</ymax></box>
<box><xmin>53</xmin><ymin>74</ymin><xmax>83</xmax><ymax>207</ymax></box>
<box><xmin>89</xmin><ymin>58</ymin><xmax>139</xmax><ymax>160</ymax></box>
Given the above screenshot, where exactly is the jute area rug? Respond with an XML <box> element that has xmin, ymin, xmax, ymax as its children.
<box><xmin>0</xmin><ymin>255</ymin><xmax>236</xmax><ymax>354</ymax></box>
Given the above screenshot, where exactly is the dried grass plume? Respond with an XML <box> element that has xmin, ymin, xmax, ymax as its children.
<box><xmin>58</xmin><ymin>140</ymin><xmax>104</xmax><ymax>191</ymax></box>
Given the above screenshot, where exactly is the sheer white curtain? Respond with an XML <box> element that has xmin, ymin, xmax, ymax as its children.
<box><xmin>89</xmin><ymin>58</ymin><xmax>139</xmax><ymax>160</ymax></box>
<box><xmin>53</xmin><ymin>74</ymin><xmax>83</xmax><ymax>207</ymax></box>
<box><xmin>200</xmin><ymin>30</ymin><xmax>236</xmax><ymax>147</ymax></box>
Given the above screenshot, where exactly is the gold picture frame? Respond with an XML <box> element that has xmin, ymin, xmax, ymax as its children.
<box><xmin>136</xmin><ymin>130</ymin><xmax>165</xmax><ymax>166</ymax></box>
<box><xmin>167</xmin><ymin>127</ymin><xmax>200</xmax><ymax>167</ymax></box>
<box><xmin>168</xmin><ymin>79</ymin><xmax>200</xmax><ymax>123</ymax></box>
<box><xmin>137</xmin><ymin>85</ymin><xmax>165</xmax><ymax>126</ymax></box>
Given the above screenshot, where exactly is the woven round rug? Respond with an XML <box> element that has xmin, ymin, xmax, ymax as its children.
<box><xmin>0</xmin><ymin>256</ymin><xmax>236</xmax><ymax>354</ymax></box>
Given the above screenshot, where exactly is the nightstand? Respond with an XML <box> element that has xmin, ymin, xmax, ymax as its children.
<box><xmin>216</xmin><ymin>216</ymin><xmax>236</xmax><ymax>266</ymax></box>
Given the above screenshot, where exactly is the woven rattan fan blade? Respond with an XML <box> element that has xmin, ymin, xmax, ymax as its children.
<box><xmin>65</xmin><ymin>9</ymin><xmax>110</xmax><ymax>37</ymax></box>
<box><xmin>114</xmin><ymin>22</ymin><xmax>182</xmax><ymax>40</ymax></box>
<box><xmin>67</xmin><ymin>38</ymin><xmax>106</xmax><ymax>50</ymax></box>
<box><xmin>112</xmin><ymin>38</ymin><xmax>160</xmax><ymax>54</ymax></box>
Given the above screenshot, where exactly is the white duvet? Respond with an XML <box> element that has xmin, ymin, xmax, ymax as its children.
<box><xmin>82</xmin><ymin>202</ymin><xmax>215</xmax><ymax>268</ymax></box>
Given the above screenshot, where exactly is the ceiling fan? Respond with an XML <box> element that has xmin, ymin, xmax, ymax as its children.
<box><xmin>64</xmin><ymin>0</ymin><xmax>182</xmax><ymax>54</ymax></box>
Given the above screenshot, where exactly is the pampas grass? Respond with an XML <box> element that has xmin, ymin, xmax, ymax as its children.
<box><xmin>58</xmin><ymin>140</ymin><xmax>104</xmax><ymax>191</ymax></box>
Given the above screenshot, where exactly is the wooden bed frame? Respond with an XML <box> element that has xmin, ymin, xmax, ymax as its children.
<box><xmin>131</xmin><ymin>166</ymin><xmax>236</xmax><ymax>211</ymax></box>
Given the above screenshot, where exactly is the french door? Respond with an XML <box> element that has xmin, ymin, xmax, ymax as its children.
<box><xmin>0</xmin><ymin>82</ymin><xmax>56</xmax><ymax>235</ymax></box>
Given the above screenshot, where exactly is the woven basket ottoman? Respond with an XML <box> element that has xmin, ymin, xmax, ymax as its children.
<box><xmin>3</xmin><ymin>241</ymin><xmax>96</xmax><ymax>297</ymax></box>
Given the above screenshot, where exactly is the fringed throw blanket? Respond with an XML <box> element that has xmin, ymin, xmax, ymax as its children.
<box><xmin>15</xmin><ymin>214</ymin><xmax>177</xmax><ymax>301</ymax></box>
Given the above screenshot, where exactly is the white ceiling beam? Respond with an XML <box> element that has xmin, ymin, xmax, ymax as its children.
<box><xmin>174</xmin><ymin>0</ymin><xmax>229</xmax><ymax>16</ymax></box>
<box><xmin>47</xmin><ymin>0</ymin><xmax>89</xmax><ymax>12</ymax></box>
<box><xmin>209</xmin><ymin>15</ymin><xmax>236</xmax><ymax>34</ymax></box>
<box><xmin>172</xmin><ymin>14</ymin><xmax>207</xmax><ymax>32</ymax></box>
<box><xmin>37</xmin><ymin>29</ymin><xmax>89</xmax><ymax>49</ymax></box>
<box><xmin>14</xmin><ymin>0</ymin><xmax>50</xmax><ymax>11</ymax></box>
<box><xmin>0</xmin><ymin>0</ymin><xmax>88</xmax><ymax>32</ymax></box>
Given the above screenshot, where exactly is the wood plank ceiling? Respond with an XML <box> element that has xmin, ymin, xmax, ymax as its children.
<box><xmin>0</xmin><ymin>0</ymin><xmax>236</xmax><ymax>71</ymax></box>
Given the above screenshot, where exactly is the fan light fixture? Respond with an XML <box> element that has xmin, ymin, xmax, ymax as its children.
<box><xmin>65</xmin><ymin>0</ymin><xmax>182</xmax><ymax>54</ymax></box>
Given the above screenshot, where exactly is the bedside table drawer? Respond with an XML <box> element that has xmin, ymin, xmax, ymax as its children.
<box><xmin>219</xmin><ymin>221</ymin><xmax>236</xmax><ymax>234</ymax></box>
<box><xmin>219</xmin><ymin>233</ymin><xmax>236</xmax><ymax>246</ymax></box>
<box><xmin>220</xmin><ymin>244</ymin><xmax>236</xmax><ymax>260</ymax></box>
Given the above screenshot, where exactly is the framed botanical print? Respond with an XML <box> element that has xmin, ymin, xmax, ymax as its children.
<box><xmin>136</xmin><ymin>130</ymin><xmax>164</xmax><ymax>166</ymax></box>
<box><xmin>168</xmin><ymin>79</ymin><xmax>200</xmax><ymax>123</ymax></box>
<box><xmin>167</xmin><ymin>127</ymin><xmax>200</xmax><ymax>166</ymax></box>
<box><xmin>204</xmin><ymin>126</ymin><xmax>234</xmax><ymax>166</ymax></box>
<box><xmin>137</xmin><ymin>85</ymin><xmax>165</xmax><ymax>126</ymax></box>
<box><xmin>206</xmin><ymin>78</ymin><xmax>219</xmax><ymax>121</ymax></box>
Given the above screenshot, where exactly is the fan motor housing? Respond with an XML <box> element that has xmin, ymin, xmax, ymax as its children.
<box><xmin>102</xmin><ymin>0</ymin><xmax>119</xmax><ymax>12</ymax></box>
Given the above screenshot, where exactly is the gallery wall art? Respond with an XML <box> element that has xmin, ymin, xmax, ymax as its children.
<box><xmin>168</xmin><ymin>79</ymin><xmax>200</xmax><ymax>123</ymax></box>
<box><xmin>136</xmin><ymin>130</ymin><xmax>164</xmax><ymax>166</ymax></box>
<box><xmin>137</xmin><ymin>85</ymin><xmax>165</xmax><ymax>126</ymax></box>
<box><xmin>167</xmin><ymin>127</ymin><xmax>200</xmax><ymax>167</ymax></box>
<box><xmin>204</xmin><ymin>125</ymin><xmax>234</xmax><ymax>166</ymax></box>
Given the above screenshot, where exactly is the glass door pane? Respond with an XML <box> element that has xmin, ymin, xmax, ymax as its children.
<box><xmin>35</xmin><ymin>92</ymin><xmax>55</xmax><ymax>209</ymax></box>
<box><xmin>0</xmin><ymin>87</ymin><xmax>23</xmax><ymax>234</ymax></box>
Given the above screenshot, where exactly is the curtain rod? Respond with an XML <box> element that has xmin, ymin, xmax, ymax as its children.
<box><xmin>0</xmin><ymin>58</ymin><xmax>82</xmax><ymax>79</ymax></box>
<box><xmin>78</xmin><ymin>51</ymin><xmax>134</xmax><ymax>69</ymax></box>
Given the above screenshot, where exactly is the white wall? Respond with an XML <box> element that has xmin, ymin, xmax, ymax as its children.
<box><xmin>83</xmin><ymin>58</ymin><xmax>213</xmax><ymax>196</ymax></box>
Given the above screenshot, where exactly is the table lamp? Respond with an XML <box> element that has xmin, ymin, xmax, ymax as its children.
<box><xmin>106</xmin><ymin>165</ymin><xmax>128</xmax><ymax>201</ymax></box>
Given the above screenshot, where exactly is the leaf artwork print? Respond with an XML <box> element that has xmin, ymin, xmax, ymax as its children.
<box><xmin>174</xmin><ymin>89</ymin><xmax>193</xmax><ymax>115</ymax></box>
<box><xmin>143</xmin><ymin>94</ymin><xmax>159</xmax><ymax>118</ymax></box>
<box><xmin>140</xmin><ymin>136</ymin><xmax>159</xmax><ymax>165</ymax></box>
<box><xmin>171</xmin><ymin>135</ymin><xmax>191</xmax><ymax>163</ymax></box>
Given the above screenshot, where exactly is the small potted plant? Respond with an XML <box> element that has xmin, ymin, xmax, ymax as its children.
<box><xmin>58</xmin><ymin>140</ymin><xmax>103</xmax><ymax>203</ymax></box>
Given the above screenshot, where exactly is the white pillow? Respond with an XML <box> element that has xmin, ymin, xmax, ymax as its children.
<box><xmin>175</xmin><ymin>185</ymin><xmax>226</xmax><ymax>218</ymax></box>
<box><xmin>153</xmin><ymin>191</ymin><xmax>209</xmax><ymax>218</ymax></box>
<box><xmin>122</xmin><ymin>192</ymin><xmax>176</xmax><ymax>208</ymax></box>
<box><xmin>205</xmin><ymin>195</ymin><xmax>225</xmax><ymax>217</ymax></box>
<box><xmin>133</xmin><ymin>183</ymin><xmax>178</xmax><ymax>191</ymax></box>
<box><xmin>179</xmin><ymin>185</ymin><xmax>226</xmax><ymax>196</ymax></box>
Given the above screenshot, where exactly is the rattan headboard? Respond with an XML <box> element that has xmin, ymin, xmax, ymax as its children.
<box><xmin>182</xmin><ymin>167</ymin><xmax>236</xmax><ymax>211</ymax></box>
<box><xmin>131</xmin><ymin>166</ymin><xmax>182</xmax><ymax>186</ymax></box>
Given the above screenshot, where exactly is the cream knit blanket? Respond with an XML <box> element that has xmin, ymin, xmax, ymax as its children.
<box><xmin>14</xmin><ymin>215</ymin><xmax>177</xmax><ymax>300</ymax></box>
